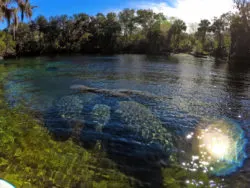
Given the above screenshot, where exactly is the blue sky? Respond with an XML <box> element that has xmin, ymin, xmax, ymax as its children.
<box><xmin>30</xmin><ymin>0</ymin><xmax>174</xmax><ymax>18</ymax></box>
<box><xmin>31</xmin><ymin>0</ymin><xmax>234</xmax><ymax>24</ymax></box>
<box><xmin>0</xmin><ymin>0</ymin><xmax>234</xmax><ymax>29</ymax></box>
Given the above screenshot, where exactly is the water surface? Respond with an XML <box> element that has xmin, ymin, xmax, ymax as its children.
<box><xmin>1</xmin><ymin>54</ymin><xmax>250</xmax><ymax>187</ymax></box>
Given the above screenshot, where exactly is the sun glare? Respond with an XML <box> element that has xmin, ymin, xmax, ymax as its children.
<box><xmin>189</xmin><ymin>120</ymin><xmax>247</xmax><ymax>176</ymax></box>
<box><xmin>200</xmin><ymin>130</ymin><xmax>230</xmax><ymax>159</ymax></box>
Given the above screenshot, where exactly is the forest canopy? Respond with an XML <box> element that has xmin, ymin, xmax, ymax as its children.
<box><xmin>0</xmin><ymin>0</ymin><xmax>249</xmax><ymax>63</ymax></box>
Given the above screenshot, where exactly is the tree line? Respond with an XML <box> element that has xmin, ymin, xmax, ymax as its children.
<box><xmin>0</xmin><ymin>0</ymin><xmax>249</xmax><ymax>63</ymax></box>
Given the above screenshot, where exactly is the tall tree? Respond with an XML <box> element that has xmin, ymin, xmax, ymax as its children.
<box><xmin>169</xmin><ymin>19</ymin><xmax>187</xmax><ymax>51</ymax></box>
<box><xmin>230</xmin><ymin>0</ymin><xmax>250</xmax><ymax>62</ymax></box>
<box><xmin>119</xmin><ymin>9</ymin><xmax>136</xmax><ymax>40</ymax></box>
<box><xmin>210</xmin><ymin>13</ymin><xmax>232</xmax><ymax>58</ymax></box>
<box><xmin>197</xmin><ymin>19</ymin><xmax>211</xmax><ymax>48</ymax></box>
<box><xmin>136</xmin><ymin>9</ymin><xmax>155</xmax><ymax>32</ymax></box>
<box><xmin>17</xmin><ymin>0</ymin><xmax>36</xmax><ymax>22</ymax></box>
<box><xmin>103</xmin><ymin>12</ymin><xmax>121</xmax><ymax>53</ymax></box>
<box><xmin>0</xmin><ymin>0</ymin><xmax>36</xmax><ymax>40</ymax></box>
<box><xmin>234</xmin><ymin>0</ymin><xmax>250</xmax><ymax>29</ymax></box>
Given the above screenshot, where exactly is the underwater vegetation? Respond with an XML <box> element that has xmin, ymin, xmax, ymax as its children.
<box><xmin>0</xmin><ymin>104</ymin><xmax>136</xmax><ymax>188</ymax></box>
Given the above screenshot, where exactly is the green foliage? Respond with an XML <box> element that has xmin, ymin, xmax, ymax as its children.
<box><xmin>168</xmin><ymin>19</ymin><xmax>187</xmax><ymax>52</ymax></box>
<box><xmin>0</xmin><ymin>8</ymin><xmax>193</xmax><ymax>55</ymax></box>
<box><xmin>229</xmin><ymin>1</ymin><xmax>250</xmax><ymax>61</ymax></box>
<box><xmin>0</xmin><ymin>31</ymin><xmax>15</xmax><ymax>56</ymax></box>
<box><xmin>178</xmin><ymin>33</ymin><xmax>195</xmax><ymax>52</ymax></box>
<box><xmin>194</xmin><ymin>40</ymin><xmax>203</xmax><ymax>53</ymax></box>
<box><xmin>0</xmin><ymin>105</ymin><xmax>133</xmax><ymax>188</ymax></box>
<box><xmin>0</xmin><ymin>1</ymin><xmax>249</xmax><ymax>61</ymax></box>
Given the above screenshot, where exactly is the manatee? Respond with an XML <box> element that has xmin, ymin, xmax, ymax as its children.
<box><xmin>116</xmin><ymin>101</ymin><xmax>173</xmax><ymax>153</ymax></box>
<box><xmin>91</xmin><ymin>104</ymin><xmax>111</xmax><ymax>132</ymax></box>
<box><xmin>70</xmin><ymin>84</ymin><xmax>167</xmax><ymax>100</ymax></box>
<box><xmin>56</xmin><ymin>95</ymin><xmax>84</xmax><ymax>120</ymax></box>
<box><xmin>46</xmin><ymin>67</ymin><xmax>58</xmax><ymax>72</ymax></box>
<box><xmin>70</xmin><ymin>84</ymin><xmax>129</xmax><ymax>98</ymax></box>
<box><xmin>55</xmin><ymin>93</ymin><xmax>97</xmax><ymax>120</ymax></box>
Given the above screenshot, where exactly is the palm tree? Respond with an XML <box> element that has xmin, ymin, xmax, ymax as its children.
<box><xmin>171</xmin><ymin>19</ymin><xmax>187</xmax><ymax>50</ymax></box>
<box><xmin>0</xmin><ymin>0</ymin><xmax>36</xmax><ymax>40</ymax></box>
<box><xmin>17</xmin><ymin>0</ymin><xmax>36</xmax><ymax>22</ymax></box>
<box><xmin>12</xmin><ymin>8</ymin><xmax>19</xmax><ymax>40</ymax></box>
<box><xmin>197</xmin><ymin>19</ymin><xmax>211</xmax><ymax>47</ymax></box>
<box><xmin>0</xmin><ymin>0</ymin><xmax>13</xmax><ymax>27</ymax></box>
<box><xmin>210</xmin><ymin>14</ymin><xmax>231</xmax><ymax>57</ymax></box>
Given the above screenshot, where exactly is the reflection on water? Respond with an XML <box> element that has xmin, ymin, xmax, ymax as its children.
<box><xmin>0</xmin><ymin>54</ymin><xmax>250</xmax><ymax>187</ymax></box>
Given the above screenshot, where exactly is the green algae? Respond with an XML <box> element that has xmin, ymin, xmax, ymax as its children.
<box><xmin>0</xmin><ymin>110</ymin><xmax>133</xmax><ymax>187</ymax></box>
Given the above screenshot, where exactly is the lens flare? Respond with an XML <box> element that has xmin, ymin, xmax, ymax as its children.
<box><xmin>194</xmin><ymin>120</ymin><xmax>247</xmax><ymax>176</ymax></box>
<box><xmin>185</xmin><ymin>120</ymin><xmax>247</xmax><ymax>176</ymax></box>
<box><xmin>200</xmin><ymin>128</ymin><xmax>230</xmax><ymax>159</ymax></box>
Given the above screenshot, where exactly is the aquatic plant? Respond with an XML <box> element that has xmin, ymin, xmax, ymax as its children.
<box><xmin>0</xmin><ymin>105</ymin><xmax>133</xmax><ymax>187</ymax></box>
<box><xmin>116</xmin><ymin>101</ymin><xmax>173</xmax><ymax>153</ymax></box>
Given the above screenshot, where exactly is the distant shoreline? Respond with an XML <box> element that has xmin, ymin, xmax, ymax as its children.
<box><xmin>2</xmin><ymin>52</ymin><xmax>248</xmax><ymax>64</ymax></box>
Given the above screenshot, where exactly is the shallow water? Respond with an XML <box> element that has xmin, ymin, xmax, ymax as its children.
<box><xmin>1</xmin><ymin>54</ymin><xmax>250</xmax><ymax>187</ymax></box>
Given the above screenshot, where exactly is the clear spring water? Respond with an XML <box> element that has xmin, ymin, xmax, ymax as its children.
<box><xmin>1</xmin><ymin>54</ymin><xmax>250</xmax><ymax>187</ymax></box>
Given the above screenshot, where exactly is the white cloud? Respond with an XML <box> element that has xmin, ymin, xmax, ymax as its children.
<box><xmin>133</xmin><ymin>0</ymin><xmax>235</xmax><ymax>31</ymax></box>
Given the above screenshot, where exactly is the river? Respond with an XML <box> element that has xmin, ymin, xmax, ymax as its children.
<box><xmin>1</xmin><ymin>54</ymin><xmax>250</xmax><ymax>187</ymax></box>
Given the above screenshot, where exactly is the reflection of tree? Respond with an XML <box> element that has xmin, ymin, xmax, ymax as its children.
<box><xmin>225</xmin><ymin>63</ymin><xmax>250</xmax><ymax>118</ymax></box>
<box><xmin>210</xmin><ymin>59</ymin><xmax>250</xmax><ymax>119</ymax></box>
